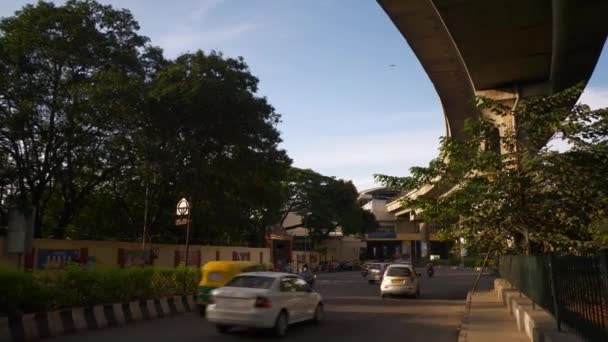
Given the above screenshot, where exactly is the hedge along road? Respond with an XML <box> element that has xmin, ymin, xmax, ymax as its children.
<box><xmin>48</xmin><ymin>268</ymin><xmax>494</xmax><ymax>342</ymax></box>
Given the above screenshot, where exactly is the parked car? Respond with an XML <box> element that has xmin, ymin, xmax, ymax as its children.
<box><xmin>366</xmin><ymin>262</ymin><xmax>390</xmax><ymax>284</ymax></box>
<box><xmin>327</xmin><ymin>261</ymin><xmax>341</xmax><ymax>272</ymax></box>
<box><xmin>206</xmin><ymin>272</ymin><xmax>324</xmax><ymax>337</ymax></box>
<box><xmin>340</xmin><ymin>261</ymin><xmax>354</xmax><ymax>270</ymax></box>
<box><xmin>380</xmin><ymin>264</ymin><xmax>420</xmax><ymax>298</ymax></box>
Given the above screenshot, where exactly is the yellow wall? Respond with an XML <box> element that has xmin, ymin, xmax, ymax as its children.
<box><xmin>321</xmin><ymin>238</ymin><xmax>365</xmax><ymax>261</ymax></box>
<box><xmin>291</xmin><ymin>251</ymin><xmax>320</xmax><ymax>271</ymax></box>
<box><xmin>0</xmin><ymin>237</ymin><xmax>271</xmax><ymax>269</ymax></box>
<box><xmin>396</xmin><ymin>221</ymin><xmax>418</xmax><ymax>234</ymax></box>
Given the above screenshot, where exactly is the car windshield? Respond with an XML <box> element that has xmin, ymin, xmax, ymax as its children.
<box><xmin>386</xmin><ymin>267</ymin><xmax>412</xmax><ymax>277</ymax></box>
<box><xmin>225</xmin><ymin>276</ymin><xmax>275</xmax><ymax>289</ymax></box>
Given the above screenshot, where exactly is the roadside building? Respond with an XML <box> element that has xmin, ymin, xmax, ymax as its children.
<box><xmin>359</xmin><ymin>187</ymin><xmax>451</xmax><ymax>260</ymax></box>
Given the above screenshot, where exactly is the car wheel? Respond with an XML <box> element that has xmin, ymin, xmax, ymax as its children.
<box><xmin>312</xmin><ymin>304</ymin><xmax>324</xmax><ymax>324</ymax></box>
<box><xmin>415</xmin><ymin>288</ymin><xmax>420</xmax><ymax>298</ymax></box>
<box><xmin>381</xmin><ymin>293</ymin><xmax>386</xmax><ymax>299</ymax></box>
<box><xmin>216</xmin><ymin>325</ymin><xmax>231</xmax><ymax>334</ymax></box>
<box><xmin>273</xmin><ymin>311</ymin><xmax>289</xmax><ymax>337</ymax></box>
<box><xmin>368</xmin><ymin>280</ymin><xmax>374</xmax><ymax>284</ymax></box>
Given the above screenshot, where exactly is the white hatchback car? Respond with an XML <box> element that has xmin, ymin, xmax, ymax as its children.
<box><xmin>206</xmin><ymin>272</ymin><xmax>323</xmax><ymax>337</ymax></box>
<box><xmin>380</xmin><ymin>264</ymin><xmax>420</xmax><ymax>298</ymax></box>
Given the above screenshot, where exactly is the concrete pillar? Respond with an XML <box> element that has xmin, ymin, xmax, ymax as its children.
<box><xmin>419</xmin><ymin>222</ymin><xmax>429</xmax><ymax>258</ymax></box>
<box><xmin>401</xmin><ymin>240</ymin><xmax>410</xmax><ymax>258</ymax></box>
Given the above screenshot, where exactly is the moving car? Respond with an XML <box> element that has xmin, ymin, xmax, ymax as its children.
<box><xmin>366</xmin><ymin>262</ymin><xmax>390</xmax><ymax>284</ymax></box>
<box><xmin>196</xmin><ymin>261</ymin><xmax>264</xmax><ymax>315</ymax></box>
<box><xmin>206</xmin><ymin>272</ymin><xmax>324</xmax><ymax>337</ymax></box>
<box><xmin>380</xmin><ymin>264</ymin><xmax>420</xmax><ymax>298</ymax></box>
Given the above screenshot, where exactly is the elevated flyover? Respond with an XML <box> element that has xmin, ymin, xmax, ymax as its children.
<box><xmin>378</xmin><ymin>0</ymin><xmax>608</xmax><ymax>141</ymax></box>
<box><xmin>378</xmin><ymin>0</ymin><xmax>608</xmax><ymax>217</ymax></box>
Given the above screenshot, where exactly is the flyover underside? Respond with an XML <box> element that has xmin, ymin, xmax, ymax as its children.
<box><xmin>379</xmin><ymin>0</ymin><xmax>608</xmax><ymax>139</ymax></box>
<box><xmin>378</xmin><ymin>0</ymin><xmax>476</xmax><ymax>141</ymax></box>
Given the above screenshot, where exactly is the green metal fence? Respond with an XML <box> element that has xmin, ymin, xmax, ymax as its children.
<box><xmin>499</xmin><ymin>252</ymin><xmax>608</xmax><ymax>342</ymax></box>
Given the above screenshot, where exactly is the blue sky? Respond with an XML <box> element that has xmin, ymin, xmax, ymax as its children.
<box><xmin>2</xmin><ymin>0</ymin><xmax>607</xmax><ymax>191</ymax></box>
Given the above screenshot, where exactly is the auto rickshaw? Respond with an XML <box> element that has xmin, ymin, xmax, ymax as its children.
<box><xmin>196</xmin><ymin>261</ymin><xmax>264</xmax><ymax>315</ymax></box>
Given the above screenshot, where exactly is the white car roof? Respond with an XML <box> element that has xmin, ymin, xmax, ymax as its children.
<box><xmin>386</xmin><ymin>264</ymin><xmax>414</xmax><ymax>269</ymax></box>
<box><xmin>238</xmin><ymin>271</ymin><xmax>298</xmax><ymax>278</ymax></box>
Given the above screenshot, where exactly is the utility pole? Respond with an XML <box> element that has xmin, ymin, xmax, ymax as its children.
<box><xmin>142</xmin><ymin>180</ymin><xmax>149</xmax><ymax>250</ymax></box>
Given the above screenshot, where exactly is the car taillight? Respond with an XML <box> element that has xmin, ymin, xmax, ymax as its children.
<box><xmin>254</xmin><ymin>296</ymin><xmax>272</xmax><ymax>308</ymax></box>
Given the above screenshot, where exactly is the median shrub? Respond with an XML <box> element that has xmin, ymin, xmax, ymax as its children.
<box><xmin>0</xmin><ymin>269</ymin><xmax>53</xmax><ymax>315</ymax></box>
<box><xmin>0</xmin><ymin>265</ymin><xmax>199</xmax><ymax>316</ymax></box>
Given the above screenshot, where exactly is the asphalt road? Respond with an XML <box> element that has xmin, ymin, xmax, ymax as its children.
<box><xmin>49</xmin><ymin>268</ymin><xmax>494</xmax><ymax>342</ymax></box>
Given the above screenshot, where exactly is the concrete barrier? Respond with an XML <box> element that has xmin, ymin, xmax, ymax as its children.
<box><xmin>173</xmin><ymin>296</ymin><xmax>185</xmax><ymax>313</ymax></box>
<box><xmin>0</xmin><ymin>317</ymin><xmax>11</xmax><ymax>342</ymax></box>
<box><xmin>146</xmin><ymin>300</ymin><xmax>158</xmax><ymax>319</ymax></box>
<box><xmin>93</xmin><ymin>305</ymin><xmax>107</xmax><ymax>329</ymax></box>
<box><xmin>159</xmin><ymin>298</ymin><xmax>171</xmax><ymax>316</ymax></box>
<box><xmin>128</xmin><ymin>301</ymin><xmax>143</xmax><ymax>321</ymax></box>
<box><xmin>22</xmin><ymin>313</ymin><xmax>39</xmax><ymax>340</ymax></box>
<box><xmin>71</xmin><ymin>307</ymin><xmax>88</xmax><ymax>332</ymax></box>
<box><xmin>112</xmin><ymin>303</ymin><xmax>126</xmax><ymax>324</ymax></box>
<box><xmin>2</xmin><ymin>295</ymin><xmax>196</xmax><ymax>341</ymax></box>
<box><xmin>186</xmin><ymin>295</ymin><xmax>195</xmax><ymax>311</ymax></box>
<box><xmin>46</xmin><ymin>310</ymin><xmax>64</xmax><ymax>337</ymax></box>
<box><xmin>490</xmin><ymin>278</ymin><xmax>583</xmax><ymax>342</ymax></box>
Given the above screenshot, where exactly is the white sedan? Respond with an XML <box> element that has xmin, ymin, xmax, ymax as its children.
<box><xmin>206</xmin><ymin>272</ymin><xmax>324</xmax><ymax>337</ymax></box>
<box><xmin>380</xmin><ymin>264</ymin><xmax>420</xmax><ymax>298</ymax></box>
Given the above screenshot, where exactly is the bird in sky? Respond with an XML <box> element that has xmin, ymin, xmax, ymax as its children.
<box><xmin>389</xmin><ymin>64</ymin><xmax>398</xmax><ymax>67</ymax></box>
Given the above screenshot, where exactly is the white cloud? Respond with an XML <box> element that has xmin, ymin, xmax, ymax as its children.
<box><xmin>157</xmin><ymin>0</ymin><xmax>257</xmax><ymax>58</ymax></box>
<box><xmin>159</xmin><ymin>23</ymin><xmax>257</xmax><ymax>58</ymax></box>
<box><xmin>579</xmin><ymin>86</ymin><xmax>608</xmax><ymax>109</ymax></box>
<box><xmin>188</xmin><ymin>0</ymin><xmax>224</xmax><ymax>21</ymax></box>
<box><xmin>286</xmin><ymin>129</ymin><xmax>442</xmax><ymax>169</ymax></box>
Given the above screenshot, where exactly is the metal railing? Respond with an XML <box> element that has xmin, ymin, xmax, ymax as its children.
<box><xmin>499</xmin><ymin>252</ymin><xmax>608</xmax><ymax>342</ymax></box>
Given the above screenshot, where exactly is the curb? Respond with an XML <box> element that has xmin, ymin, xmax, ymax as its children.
<box><xmin>2</xmin><ymin>295</ymin><xmax>195</xmax><ymax>341</ymax></box>
<box><xmin>458</xmin><ymin>291</ymin><xmax>472</xmax><ymax>342</ymax></box>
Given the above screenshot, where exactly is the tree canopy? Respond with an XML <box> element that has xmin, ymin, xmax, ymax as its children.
<box><xmin>376</xmin><ymin>86</ymin><xmax>608</xmax><ymax>255</ymax></box>
<box><xmin>0</xmin><ymin>0</ymin><xmax>373</xmax><ymax>248</ymax></box>
<box><xmin>281</xmin><ymin>168</ymin><xmax>378</xmax><ymax>242</ymax></box>
<box><xmin>0</xmin><ymin>1</ymin><xmax>292</xmax><ymax>245</ymax></box>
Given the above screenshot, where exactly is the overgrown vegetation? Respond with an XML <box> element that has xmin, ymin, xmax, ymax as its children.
<box><xmin>376</xmin><ymin>86</ymin><xmax>608</xmax><ymax>255</ymax></box>
<box><xmin>0</xmin><ymin>264</ymin><xmax>198</xmax><ymax>316</ymax></box>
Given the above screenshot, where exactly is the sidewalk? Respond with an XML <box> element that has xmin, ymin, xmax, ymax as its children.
<box><xmin>460</xmin><ymin>290</ymin><xmax>528</xmax><ymax>342</ymax></box>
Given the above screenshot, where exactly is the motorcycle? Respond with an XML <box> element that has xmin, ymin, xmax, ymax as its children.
<box><xmin>426</xmin><ymin>264</ymin><xmax>434</xmax><ymax>278</ymax></box>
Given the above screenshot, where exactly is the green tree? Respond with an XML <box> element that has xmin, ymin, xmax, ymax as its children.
<box><xmin>376</xmin><ymin>86</ymin><xmax>608</xmax><ymax>255</ymax></box>
<box><xmin>0</xmin><ymin>0</ymin><xmax>151</xmax><ymax>237</ymax></box>
<box><xmin>99</xmin><ymin>51</ymin><xmax>291</xmax><ymax>246</ymax></box>
<box><xmin>282</xmin><ymin>168</ymin><xmax>378</xmax><ymax>241</ymax></box>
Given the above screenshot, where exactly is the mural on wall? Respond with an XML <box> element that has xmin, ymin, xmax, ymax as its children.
<box><xmin>232</xmin><ymin>251</ymin><xmax>251</xmax><ymax>261</ymax></box>
<box><xmin>120</xmin><ymin>249</ymin><xmax>153</xmax><ymax>267</ymax></box>
<box><xmin>174</xmin><ymin>250</ymin><xmax>201</xmax><ymax>266</ymax></box>
<box><xmin>37</xmin><ymin>249</ymin><xmax>80</xmax><ymax>269</ymax></box>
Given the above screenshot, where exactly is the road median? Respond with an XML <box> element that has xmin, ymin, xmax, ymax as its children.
<box><xmin>1</xmin><ymin>295</ymin><xmax>195</xmax><ymax>342</ymax></box>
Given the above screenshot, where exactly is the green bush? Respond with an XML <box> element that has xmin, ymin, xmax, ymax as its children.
<box><xmin>462</xmin><ymin>257</ymin><xmax>495</xmax><ymax>268</ymax></box>
<box><xmin>0</xmin><ymin>264</ymin><xmax>200</xmax><ymax>315</ymax></box>
<box><xmin>0</xmin><ymin>269</ymin><xmax>53</xmax><ymax>315</ymax></box>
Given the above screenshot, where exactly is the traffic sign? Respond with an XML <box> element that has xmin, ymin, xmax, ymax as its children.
<box><xmin>175</xmin><ymin>218</ymin><xmax>189</xmax><ymax>226</ymax></box>
<box><xmin>176</xmin><ymin>198</ymin><xmax>189</xmax><ymax>216</ymax></box>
